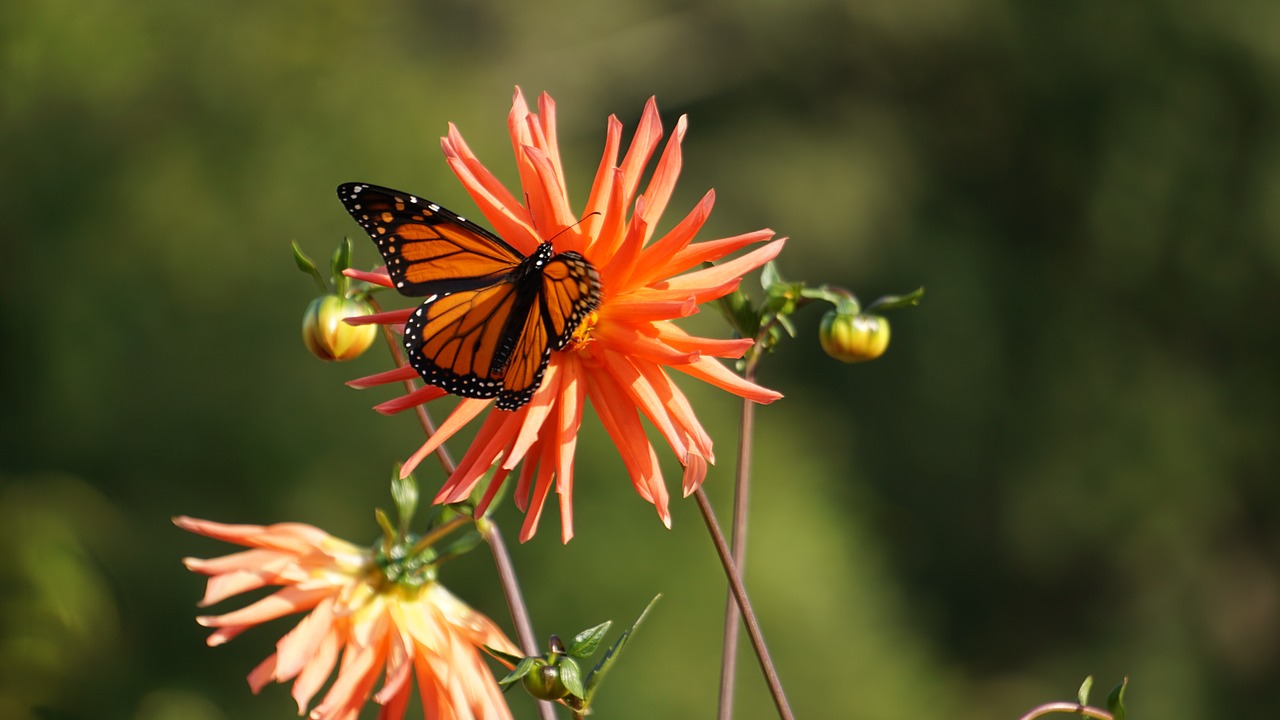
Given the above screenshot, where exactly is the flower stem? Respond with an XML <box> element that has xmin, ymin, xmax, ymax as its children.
<box><xmin>479</xmin><ymin>520</ymin><xmax>559</xmax><ymax>720</ymax></box>
<box><xmin>368</xmin><ymin>298</ymin><xmax>456</xmax><ymax>474</ymax></box>
<box><xmin>694</xmin><ymin>486</ymin><xmax>794</xmax><ymax>720</ymax></box>
<box><xmin>717</xmin><ymin>357</ymin><xmax>759</xmax><ymax>720</ymax></box>
<box><xmin>371</xmin><ymin>301</ymin><xmax>552</xmax><ymax>719</ymax></box>
<box><xmin>1017</xmin><ymin>703</ymin><xmax>1114</xmax><ymax>720</ymax></box>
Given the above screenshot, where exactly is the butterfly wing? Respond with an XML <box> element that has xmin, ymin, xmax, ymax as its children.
<box><xmin>402</xmin><ymin>279</ymin><xmax>532</xmax><ymax>401</ymax></box>
<box><xmin>338</xmin><ymin>182</ymin><xmax>601</xmax><ymax>410</ymax></box>
<box><xmin>337</xmin><ymin>182</ymin><xmax>523</xmax><ymax>295</ymax></box>
<box><xmin>494</xmin><ymin>250</ymin><xmax>601</xmax><ymax>409</ymax></box>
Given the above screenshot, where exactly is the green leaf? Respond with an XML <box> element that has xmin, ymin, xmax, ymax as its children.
<box><xmin>865</xmin><ymin>286</ymin><xmax>925</xmax><ymax>312</ymax></box>
<box><xmin>1077</xmin><ymin>675</ymin><xmax>1093</xmax><ymax>707</ymax></box>
<box><xmin>558</xmin><ymin>657</ymin><xmax>585</xmax><ymax>699</ymax></box>
<box><xmin>566</xmin><ymin>621</ymin><xmax>612</xmax><ymax>659</ymax></box>
<box><xmin>374</xmin><ymin>508</ymin><xmax>396</xmax><ymax>546</ymax></box>
<box><xmin>1106</xmin><ymin>677</ymin><xmax>1128</xmax><ymax>720</ymax></box>
<box><xmin>292</xmin><ymin>240</ymin><xmax>329</xmax><ymax>293</ymax></box>
<box><xmin>331</xmin><ymin>236</ymin><xmax>352</xmax><ymax>276</ymax></box>
<box><xmin>716</xmin><ymin>291</ymin><xmax>758</xmax><ymax>339</ymax></box>
<box><xmin>583</xmin><ymin>595</ymin><xmax>660</xmax><ymax>705</ymax></box>
<box><xmin>434</xmin><ymin>529</ymin><xmax>484</xmax><ymax>563</ymax></box>
<box><xmin>775</xmin><ymin>312</ymin><xmax>797</xmax><ymax>338</ymax></box>
<box><xmin>391</xmin><ymin>470</ymin><xmax>418</xmax><ymax>535</ymax></box>
<box><xmin>484</xmin><ymin>646</ymin><xmax>524</xmax><ymax>668</ymax></box>
<box><xmin>498</xmin><ymin>656</ymin><xmax>539</xmax><ymax>689</ymax></box>
<box><xmin>760</xmin><ymin>260</ymin><xmax>783</xmax><ymax>290</ymax></box>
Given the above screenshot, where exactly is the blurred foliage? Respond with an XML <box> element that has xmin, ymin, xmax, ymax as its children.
<box><xmin>2</xmin><ymin>0</ymin><xmax>1279</xmax><ymax>718</ymax></box>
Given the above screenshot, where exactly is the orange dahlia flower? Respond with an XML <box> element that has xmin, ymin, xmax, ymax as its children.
<box><xmin>349</xmin><ymin>89</ymin><xmax>784</xmax><ymax>542</ymax></box>
<box><xmin>175</xmin><ymin>516</ymin><xmax>517</xmax><ymax>720</ymax></box>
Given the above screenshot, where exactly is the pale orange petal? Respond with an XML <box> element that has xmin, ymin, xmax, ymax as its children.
<box><xmin>342</xmin><ymin>267</ymin><xmax>394</xmax><ymax>288</ymax></box>
<box><xmin>345</xmin><ymin>307</ymin><xmax>412</xmax><ymax>326</ymax></box>
<box><xmin>373</xmin><ymin>384</ymin><xmax>449</xmax><ymax>415</ymax></box>
<box><xmin>616</xmin><ymin>97</ymin><xmax>664</xmax><ymax>211</ymax></box>
<box><xmin>198</xmin><ymin>585</ymin><xmax>332</xmax><ymax>629</ymax></box>
<box><xmin>622</xmin><ymin>189</ymin><xmax>714</xmax><ymax>290</ymax></box>
<box><xmin>598</xmin><ymin>350</ymin><xmax>688</xmax><ymax>461</ymax></box>
<box><xmin>675</xmin><ymin>355</ymin><xmax>784</xmax><ymax>404</ymax></box>
<box><xmin>518</xmin><ymin>440</ymin><xmax>557</xmax><ymax>543</ymax></box>
<box><xmin>635</xmin><ymin>114</ymin><xmax>687</xmax><ymax>244</ymax></box>
<box><xmin>345</xmin><ymin>365</ymin><xmax>418</xmax><ymax>389</ymax></box>
<box><xmin>582</xmin><ymin>115</ymin><xmax>623</xmax><ymax>238</ymax></box>
<box><xmin>291</xmin><ymin>619</ymin><xmax>344</xmax><ymax>709</ymax></box>
<box><xmin>660</xmin><ymin>238</ymin><xmax>786</xmax><ymax>295</ymax></box>
<box><xmin>652</xmin><ymin>228</ymin><xmax>776</xmax><ymax>281</ymax></box>
<box><xmin>654</xmin><ymin>322</ymin><xmax>755</xmax><ymax>358</ymax></box>
<box><xmin>553</xmin><ymin>366</ymin><xmax>585</xmax><ymax>543</ymax></box>
<box><xmin>498</xmin><ymin>358</ymin><xmax>562</xmax><ymax>472</ymax></box>
<box><xmin>434</xmin><ymin>406</ymin><xmax>523</xmax><ymax>504</ymax></box>
<box><xmin>401</xmin><ymin>398</ymin><xmax>493</xmax><ymax>477</ymax></box>
<box><xmin>274</xmin><ymin>596</ymin><xmax>338</xmax><ymax>682</ymax></box>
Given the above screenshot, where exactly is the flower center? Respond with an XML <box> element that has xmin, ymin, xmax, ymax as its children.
<box><xmin>568</xmin><ymin>311</ymin><xmax>599</xmax><ymax>350</ymax></box>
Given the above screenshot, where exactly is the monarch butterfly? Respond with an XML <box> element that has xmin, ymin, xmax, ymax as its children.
<box><xmin>337</xmin><ymin>182</ymin><xmax>602</xmax><ymax>410</ymax></box>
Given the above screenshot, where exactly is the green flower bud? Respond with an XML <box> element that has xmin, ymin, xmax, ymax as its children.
<box><xmin>301</xmin><ymin>294</ymin><xmax>378</xmax><ymax>361</ymax></box>
<box><xmin>520</xmin><ymin>659</ymin><xmax>571</xmax><ymax>700</ymax></box>
<box><xmin>819</xmin><ymin>310</ymin><xmax>890</xmax><ymax>362</ymax></box>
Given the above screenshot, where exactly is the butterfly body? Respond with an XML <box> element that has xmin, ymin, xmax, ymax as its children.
<box><xmin>338</xmin><ymin>182</ymin><xmax>601</xmax><ymax>410</ymax></box>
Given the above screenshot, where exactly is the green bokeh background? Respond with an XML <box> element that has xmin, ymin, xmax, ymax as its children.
<box><xmin>3</xmin><ymin>1</ymin><xmax>1278</xmax><ymax>718</ymax></box>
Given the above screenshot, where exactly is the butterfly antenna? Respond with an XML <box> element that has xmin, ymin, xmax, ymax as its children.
<box><xmin>524</xmin><ymin>191</ymin><xmax>601</xmax><ymax>243</ymax></box>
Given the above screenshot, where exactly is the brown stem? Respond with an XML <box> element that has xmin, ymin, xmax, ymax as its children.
<box><xmin>1017</xmin><ymin>703</ymin><xmax>1114</xmax><ymax>720</ymax></box>
<box><xmin>367</xmin><ymin>299</ymin><xmax>551</xmax><ymax>718</ymax></box>
<box><xmin>717</xmin><ymin>357</ymin><xmax>759</xmax><ymax>720</ymax></box>
<box><xmin>368</xmin><ymin>298</ymin><xmax>456</xmax><ymax>474</ymax></box>
<box><xmin>694</xmin><ymin>487</ymin><xmax>794</xmax><ymax>720</ymax></box>
<box><xmin>480</xmin><ymin>520</ymin><xmax>558</xmax><ymax>720</ymax></box>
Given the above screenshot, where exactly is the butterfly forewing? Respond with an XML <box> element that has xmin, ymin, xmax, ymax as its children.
<box><xmin>337</xmin><ymin>182</ymin><xmax>522</xmax><ymax>295</ymax></box>
<box><xmin>338</xmin><ymin>182</ymin><xmax>602</xmax><ymax>410</ymax></box>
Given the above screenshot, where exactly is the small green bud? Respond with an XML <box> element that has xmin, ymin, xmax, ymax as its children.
<box><xmin>819</xmin><ymin>310</ymin><xmax>890</xmax><ymax>362</ymax></box>
<box><xmin>521</xmin><ymin>659</ymin><xmax>571</xmax><ymax>700</ymax></box>
<box><xmin>301</xmin><ymin>294</ymin><xmax>377</xmax><ymax>361</ymax></box>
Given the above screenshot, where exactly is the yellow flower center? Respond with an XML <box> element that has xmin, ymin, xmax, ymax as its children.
<box><xmin>568</xmin><ymin>311</ymin><xmax>599</xmax><ymax>350</ymax></box>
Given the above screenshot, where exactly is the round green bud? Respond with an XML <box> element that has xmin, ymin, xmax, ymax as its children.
<box><xmin>521</xmin><ymin>659</ymin><xmax>571</xmax><ymax>701</ymax></box>
<box><xmin>819</xmin><ymin>310</ymin><xmax>890</xmax><ymax>363</ymax></box>
<box><xmin>301</xmin><ymin>294</ymin><xmax>378</xmax><ymax>361</ymax></box>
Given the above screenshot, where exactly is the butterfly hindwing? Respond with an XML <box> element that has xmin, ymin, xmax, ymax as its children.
<box><xmin>338</xmin><ymin>182</ymin><xmax>602</xmax><ymax>410</ymax></box>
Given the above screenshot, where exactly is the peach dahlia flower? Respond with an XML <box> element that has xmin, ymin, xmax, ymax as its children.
<box><xmin>349</xmin><ymin>89</ymin><xmax>784</xmax><ymax>542</ymax></box>
<box><xmin>176</xmin><ymin>516</ymin><xmax>517</xmax><ymax>720</ymax></box>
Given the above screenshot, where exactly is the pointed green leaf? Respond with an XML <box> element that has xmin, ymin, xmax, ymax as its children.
<box><xmin>435</xmin><ymin>529</ymin><xmax>484</xmax><ymax>563</ymax></box>
<box><xmin>716</xmin><ymin>291</ymin><xmax>758</xmax><ymax>339</ymax></box>
<box><xmin>498</xmin><ymin>656</ymin><xmax>539</xmax><ymax>689</ymax></box>
<box><xmin>760</xmin><ymin>260</ymin><xmax>782</xmax><ymax>290</ymax></box>
<box><xmin>484</xmin><ymin>646</ymin><xmax>525</xmax><ymax>668</ymax></box>
<box><xmin>566</xmin><ymin>621</ymin><xmax>612</xmax><ymax>658</ymax></box>
<box><xmin>558</xmin><ymin>657</ymin><xmax>586</xmax><ymax>699</ymax></box>
<box><xmin>374</xmin><ymin>508</ymin><xmax>396</xmax><ymax>545</ymax></box>
<box><xmin>331</xmin><ymin>236</ymin><xmax>353</xmax><ymax>276</ymax></box>
<box><xmin>1106</xmin><ymin>678</ymin><xmax>1128</xmax><ymax>720</ymax></box>
<box><xmin>391</xmin><ymin>471</ymin><xmax>418</xmax><ymax>535</ymax></box>
<box><xmin>865</xmin><ymin>286</ymin><xmax>925</xmax><ymax>312</ymax></box>
<box><xmin>583</xmin><ymin>595</ymin><xmax>660</xmax><ymax>705</ymax></box>
<box><xmin>1077</xmin><ymin>676</ymin><xmax>1093</xmax><ymax>707</ymax></box>
<box><xmin>775</xmin><ymin>312</ymin><xmax>797</xmax><ymax>338</ymax></box>
<box><xmin>292</xmin><ymin>240</ymin><xmax>329</xmax><ymax>293</ymax></box>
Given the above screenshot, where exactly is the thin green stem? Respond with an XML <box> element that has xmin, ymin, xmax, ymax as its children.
<box><xmin>716</xmin><ymin>355</ymin><xmax>759</xmax><ymax>720</ymax></box>
<box><xmin>694</xmin><ymin>487</ymin><xmax>794</xmax><ymax>720</ymax></box>
<box><xmin>406</xmin><ymin>514</ymin><xmax>470</xmax><ymax>558</ymax></box>
<box><xmin>1017</xmin><ymin>703</ymin><xmax>1114</xmax><ymax>720</ymax></box>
